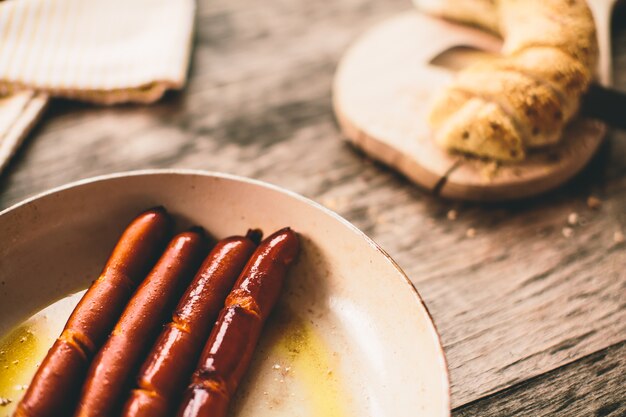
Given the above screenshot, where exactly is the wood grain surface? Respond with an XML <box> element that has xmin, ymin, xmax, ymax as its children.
<box><xmin>0</xmin><ymin>0</ymin><xmax>624</xmax><ymax>415</ymax></box>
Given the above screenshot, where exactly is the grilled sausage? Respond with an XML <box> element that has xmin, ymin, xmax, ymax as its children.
<box><xmin>14</xmin><ymin>207</ymin><xmax>172</xmax><ymax>417</ymax></box>
<box><xmin>121</xmin><ymin>230</ymin><xmax>262</xmax><ymax>417</ymax></box>
<box><xmin>74</xmin><ymin>228</ymin><xmax>207</xmax><ymax>417</ymax></box>
<box><xmin>176</xmin><ymin>227</ymin><xmax>299</xmax><ymax>417</ymax></box>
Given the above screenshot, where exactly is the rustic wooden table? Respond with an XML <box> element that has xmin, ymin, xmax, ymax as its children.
<box><xmin>1</xmin><ymin>1</ymin><xmax>624</xmax><ymax>415</ymax></box>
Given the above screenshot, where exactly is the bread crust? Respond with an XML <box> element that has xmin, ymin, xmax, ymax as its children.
<box><xmin>434</xmin><ymin>97</ymin><xmax>525</xmax><ymax>161</ymax></box>
<box><xmin>490</xmin><ymin>47</ymin><xmax>591</xmax><ymax>120</ymax></box>
<box><xmin>455</xmin><ymin>67</ymin><xmax>565</xmax><ymax>147</ymax></box>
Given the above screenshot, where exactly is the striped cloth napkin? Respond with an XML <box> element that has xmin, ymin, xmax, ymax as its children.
<box><xmin>0</xmin><ymin>0</ymin><xmax>195</xmax><ymax>173</ymax></box>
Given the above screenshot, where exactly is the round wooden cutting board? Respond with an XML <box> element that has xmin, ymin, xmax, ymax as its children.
<box><xmin>333</xmin><ymin>12</ymin><xmax>607</xmax><ymax>201</ymax></box>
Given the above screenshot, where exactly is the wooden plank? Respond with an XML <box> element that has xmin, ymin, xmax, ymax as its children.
<box><xmin>453</xmin><ymin>340</ymin><xmax>626</xmax><ymax>416</ymax></box>
<box><xmin>0</xmin><ymin>0</ymin><xmax>624</xmax><ymax>411</ymax></box>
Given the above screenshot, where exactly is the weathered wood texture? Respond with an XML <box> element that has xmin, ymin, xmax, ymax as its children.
<box><xmin>0</xmin><ymin>0</ymin><xmax>624</xmax><ymax>414</ymax></box>
<box><xmin>454</xmin><ymin>340</ymin><xmax>626</xmax><ymax>416</ymax></box>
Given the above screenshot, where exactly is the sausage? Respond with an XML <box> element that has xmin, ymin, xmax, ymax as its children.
<box><xmin>176</xmin><ymin>227</ymin><xmax>299</xmax><ymax>417</ymax></box>
<box><xmin>73</xmin><ymin>228</ymin><xmax>208</xmax><ymax>417</ymax></box>
<box><xmin>14</xmin><ymin>207</ymin><xmax>172</xmax><ymax>417</ymax></box>
<box><xmin>121</xmin><ymin>230</ymin><xmax>262</xmax><ymax>417</ymax></box>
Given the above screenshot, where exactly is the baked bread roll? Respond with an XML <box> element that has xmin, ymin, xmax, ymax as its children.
<box><xmin>415</xmin><ymin>0</ymin><xmax>598</xmax><ymax>161</ymax></box>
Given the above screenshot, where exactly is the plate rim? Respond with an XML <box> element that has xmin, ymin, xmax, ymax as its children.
<box><xmin>0</xmin><ymin>168</ymin><xmax>451</xmax><ymax>415</ymax></box>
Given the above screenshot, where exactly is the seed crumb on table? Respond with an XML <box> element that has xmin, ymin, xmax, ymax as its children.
<box><xmin>587</xmin><ymin>196</ymin><xmax>602</xmax><ymax>210</ymax></box>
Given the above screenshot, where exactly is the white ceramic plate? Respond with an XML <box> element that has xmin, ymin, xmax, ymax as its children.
<box><xmin>0</xmin><ymin>170</ymin><xmax>450</xmax><ymax>417</ymax></box>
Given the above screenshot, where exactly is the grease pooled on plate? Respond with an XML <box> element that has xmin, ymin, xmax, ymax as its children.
<box><xmin>231</xmin><ymin>305</ymin><xmax>349</xmax><ymax>417</ymax></box>
<box><xmin>0</xmin><ymin>292</ymin><xmax>83</xmax><ymax>417</ymax></box>
<box><xmin>0</xmin><ymin>294</ymin><xmax>351</xmax><ymax>417</ymax></box>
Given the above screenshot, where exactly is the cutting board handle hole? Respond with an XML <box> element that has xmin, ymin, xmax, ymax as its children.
<box><xmin>429</xmin><ymin>45</ymin><xmax>498</xmax><ymax>72</ymax></box>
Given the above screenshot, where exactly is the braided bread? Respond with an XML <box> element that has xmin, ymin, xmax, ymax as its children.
<box><xmin>416</xmin><ymin>0</ymin><xmax>598</xmax><ymax>161</ymax></box>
